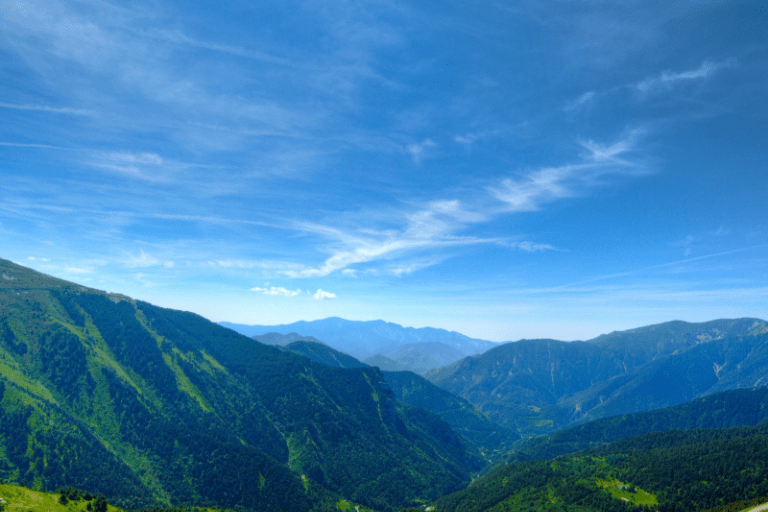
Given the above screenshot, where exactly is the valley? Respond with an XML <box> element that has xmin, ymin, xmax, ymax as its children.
<box><xmin>1</xmin><ymin>257</ymin><xmax>768</xmax><ymax>512</ymax></box>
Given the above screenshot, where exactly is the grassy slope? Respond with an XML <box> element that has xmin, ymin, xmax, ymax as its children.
<box><xmin>0</xmin><ymin>485</ymin><xmax>121</xmax><ymax>512</ymax></box>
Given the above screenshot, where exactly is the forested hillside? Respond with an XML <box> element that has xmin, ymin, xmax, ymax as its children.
<box><xmin>0</xmin><ymin>258</ymin><xmax>482</xmax><ymax>512</ymax></box>
<box><xmin>434</xmin><ymin>423</ymin><xmax>768</xmax><ymax>512</ymax></box>
<box><xmin>512</xmin><ymin>387</ymin><xmax>768</xmax><ymax>462</ymax></box>
<box><xmin>427</xmin><ymin>319</ymin><xmax>768</xmax><ymax>438</ymax></box>
<box><xmin>281</xmin><ymin>338</ymin><xmax>510</xmax><ymax>456</ymax></box>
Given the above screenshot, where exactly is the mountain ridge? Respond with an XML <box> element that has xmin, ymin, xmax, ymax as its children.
<box><xmin>220</xmin><ymin>317</ymin><xmax>498</xmax><ymax>360</ymax></box>
<box><xmin>426</xmin><ymin>318</ymin><xmax>768</xmax><ymax>438</ymax></box>
<box><xmin>0</xmin><ymin>257</ymin><xmax>482</xmax><ymax>511</ymax></box>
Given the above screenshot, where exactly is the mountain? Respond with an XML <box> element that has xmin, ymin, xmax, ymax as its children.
<box><xmin>220</xmin><ymin>317</ymin><xmax>497</xmax><ymax>360</ymax></box>
<box><xmin>381</xmin><ymin>371</ymin><xmax>515</xmax><ymax>455</ymax></box>
<box><xmin>0</xmin><ymin>258</ymin><xmax>482</xmax><ymax>512</ymax></box>
<box><xmin>280</xmin><ymin>338</ymin><xmax>511</xmax><ymax>456</ymax></box>
<box><xmin>511</xmin><ymin>387</ymin><xmax>768</xmax><ymax>462</ymax></box>
<box><xmin>427</xmin><ymin>319</ymin><xmax>768</xmax><ymax>438</ymax></box>
<box><xmin>433</xmin><ymin>422</ymin><xmax>768</xmax><ymax>512</ymax></box>
<box><xmin>377</xmin><ymin>342</ymin><xmax>468</xmax><ymax>374</ymax></box>
<box><xmin>363</xmin><ymin>354</ymin><xmax>412</xmax><ymax>372</ymax></box>
<box><xmin>252</xmin><ymin>332</ymin><xmax>322</xmax><ymax>347</ymax></box>
<box><xmin>282</xmin><ymin>340</ymin><xmax>368</xmax><ymax>369</ymax></box>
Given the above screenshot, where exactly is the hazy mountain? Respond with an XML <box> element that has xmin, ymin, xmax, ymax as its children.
<box><xmin>282</xmin><ymin>340</ymin><xmax>368</xmax><ymax>369</ymax></box>
<box><xmin>252</xmin><ymin>332</ymin><xmax>322</xmax><ymax>347</ymax></box>
<box><xmin>427</xmin><ymin>319</ymin><xmax>768</xmax><ymax>438</ymax></box>
<box><xmin>0</xmin><ymin>258</ymin><xmax>482</xmax><ymax>512</ymax></box>
<box><xmin>377</xmin><ymin>342</ymin><xmax>468</xmax><ymax>373</ymax></box>
<box><xmin>363</xmin><ymin>354</ymin><xmax>413</xmax><ymax>372</ymax></box>
<box><xmin>220</xmin><ymin>317</ymin><xmax>497</xmax><ymax>359</ymax></box>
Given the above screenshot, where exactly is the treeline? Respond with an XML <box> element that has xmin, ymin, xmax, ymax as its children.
<box><xmin>57</xmin><ymin>487</ymin><xmax>107</xmax><ymax>512</ymax></box>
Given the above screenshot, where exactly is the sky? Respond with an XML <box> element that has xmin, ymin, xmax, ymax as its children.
<box><xmin>1</xmin><ymin>0</ymin><xmax>767</xmax><ymax>342</ymax></box>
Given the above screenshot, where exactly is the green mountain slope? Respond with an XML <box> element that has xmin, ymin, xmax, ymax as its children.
<box><xmin>281</xmin><ymin>337</ymin><xmax>510</xmax><ymax>459</ymax></box>
<box><xmin>511</xmin><ymin>387</ymin><xmax>768</xmax><ymax>462</ymax></box>
<box><xmin>382</xmin><ymin>371</ymin><xmax>514</xmax><ymax>456</ymax></box>
<box><xmin>426</xmin><ymin>319</ymin><xmax>768</xmax><ymax>438</ymax></box>
<box><xmin>0</xmin><ymin>258</ymin><xmax>481</xmax><ymax>512</ymax></box>
<box><xmin>433</xmin><ymin>423</ymin><xmax>768</xmax><ymax>512</ymax></box>
<box><xmin>283</xmin><ymin>340</ymin><xmax>368</xmax><ymax>369</ymax></box>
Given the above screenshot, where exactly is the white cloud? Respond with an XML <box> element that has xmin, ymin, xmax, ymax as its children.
<box><xmin>126</xmin><ymin>250</ymin><xmax>174</xmax><ymax>268</ymax></box>
<box><xmin>0</xmin><ymin>141</ymin><xmax>65</xmax><ymax>150</ymax></box>
<box><xmin>88</xmin><ymin>151</ymin><xmax>175</xmax><ymax>183</ymax></box>
<box><xmin>279</xmin><ymin>133</ymin><xmax>645</xmax><ymax>279</ymax></box>
<box><xmin>0</xmin><ymin>102</ymin><xmax>93</xmax><ymax>116</ymax></box>
<box><xmin>283</xmin><ymin>199</ymin><xmax>496</xmax><ymax>278</ymax></box>
<box><xmin>564</xmin><ymin>91</ymin><xmax>595</xmax><ymax>111</ymax></box>
<box><xmin>515</xmin><ymin>241</ymin><xmax>555</xmax><ymax>253</ymax></box>
<box><xmin>64</xmin><ymin>265</ymin><xmax>94</xmax><ymax>275</ymax></box>
<box><xmin>405</xmin><ymin>138</ymin><xmax>436</xmax><ymax>163</ymax></box>
<box><xmin>313</xmin><ymin>289</ymin><xmax>336</xmax><ymax>301</ymax></box>
<box><xmin>490</xmin><ymin>131</ymin><xmax>644</xmax><ymax>213</ymax></box>
<box><xmin>454</xmin><ymin>134</ymin><xmax>477</xmax><ymax>145</ymax></box>
<box><xmin>489</xmin><ymin>165</ymin><xmax>579</xmax><ymax>212</ymax></box>
<box><xmin>134</xmin><ymin>273</ymin><xmax>156</xmax><ymax>287</ymax></box>
<box><xmin>636</xmin><ymin>59</ymin><xmax>736</xmax><ymax>92</ymax></box>
<box><xmin>251</xmin><ymin>286</ymin><xmax>302</xmax><ymax>297</ymax></box>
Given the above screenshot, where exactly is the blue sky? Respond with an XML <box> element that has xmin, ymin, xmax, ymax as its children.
<box><xmin>1</xmin><ymin>0</ymin><xmax>766</xmax><ymax>341</ymax></box>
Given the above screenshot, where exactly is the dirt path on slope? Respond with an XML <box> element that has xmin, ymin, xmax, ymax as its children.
<box><xmin>745</xmin><ymin>503</ymin><xmax>768</xmax><ymax>512</ymax></box>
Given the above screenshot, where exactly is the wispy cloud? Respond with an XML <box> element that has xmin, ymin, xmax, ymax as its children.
<box><xmin>549</xmin><ymin>245</ymin><xmax>768</xmax><ymax>291</ymax></box>
<box><xmin>275</xmin><ymin>132</ymin><xmax>646</xmax><ymax>279</ymax></box>
<box><xmin>405</xmin><ymin>138</ymin><xmax>436</xmax><ymax>163</ymax></box>
<box><xmin>489</xmin><ymin>130</ymin><xmax>645</xmax><ymax>212</ymax></box>
<box><xmin>126</xmin><ymin>250</ymin><xmax>174</xmax><ymax>268</ymax></box>
<box><xmin>87</xmin><ymin>151</ymin><xmax>173</xmax><ymax>182</ymax></box>
<box><xmin>566</xmin><ymin>58</ymin><xmax>736</xmax><ymax>112</ymax></box>
<box><xmin>251</xmin><ymin>286</ymin><xmax>302</xmax><ymax>297</ymax></box>
<box><xmin>283</xmin><ymin>199</ymin><xmax>499</xmax><ymax>278</ymax></box>
<box><xmin>636</xmin><ymin>59</ymin><xmax>736</xmax><ymax>92</ymax></box>
<box><xmin>564</xmin><ymin>91</ymin><xmax>595</xmax><ymax>111</ymax></box>
<box><xmin>64</xmin><ymin>265</ymin><xmax>95</xmax><ymax>275</ymax></box>
<box><xmin>0</xmin><ymin>142</ymin><xmax>66</xmax><ymax>150</ymax></box>
<box><xmin>134</xmin><ymin>273</ymin><xmax>156</xmax><ymax>287</ymax></box>
<box><xmin>514</xmin><ymin>241</ymin><xmax>556</xmax><ymax>253</ymax></box>
<box><xmin>0</xmin><ymin>102</ymin><xmax>94</xmax><ymax>116</ymax></box>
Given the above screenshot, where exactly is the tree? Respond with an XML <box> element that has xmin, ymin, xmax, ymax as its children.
<box><xmin>92</xmin><ymin>495</ymin><xmax>107</xmax><ymax>512</ymax></box>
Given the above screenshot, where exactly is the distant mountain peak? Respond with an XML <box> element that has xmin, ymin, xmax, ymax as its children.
<box><xmin>220</xmin><ymin>317</ymin><xmax>498</xmax><ymax>360</ymax></box>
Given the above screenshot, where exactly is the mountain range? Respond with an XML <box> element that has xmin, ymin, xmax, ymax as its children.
<box><xmin>426</xmin><ymin>318</ymin><xmax>768</xmax><ymax>438</ymax></box>
<box><xmin>220</xmin><ymin>318</ymin><xmax>497</xmax><ymax>372</ymax></box>
<box><xmin>4</xmin><ymin>256</ymin><xmax>768</xmax><ymax>512</ymax></box>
